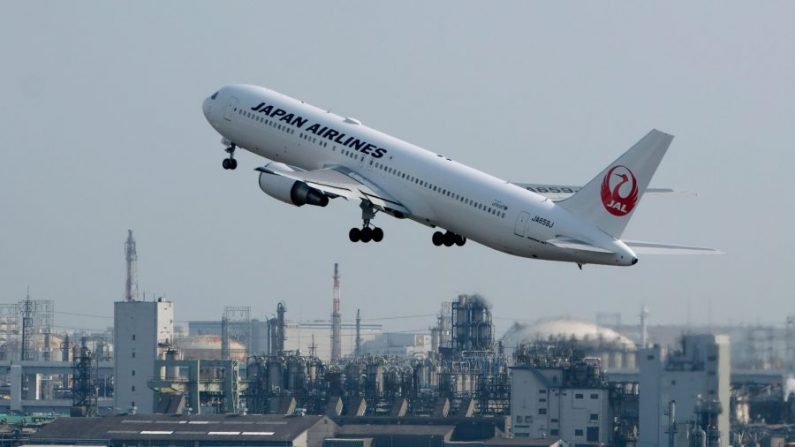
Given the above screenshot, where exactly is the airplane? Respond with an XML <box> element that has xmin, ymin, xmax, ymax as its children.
<box><xmin>202</xmin><ymin>84</ymin><xmax>718</xmax><ymax>268</ymax></box>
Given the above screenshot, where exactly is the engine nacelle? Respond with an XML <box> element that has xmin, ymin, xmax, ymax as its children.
<box><xmin>258</xmin><ymin>171</ymin><xmax>329</xmax><ymax>207</ymax></box>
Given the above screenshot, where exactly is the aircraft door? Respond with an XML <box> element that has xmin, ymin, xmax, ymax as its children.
<box><xmin>514</xmin><ymin>212</ymin><xmax>530</xmax><ymax>236</ymax></box>
<box><xmin>224</xmin><ymin>96</ymin><xmax>239</xmax><ymax>121</ymax></box>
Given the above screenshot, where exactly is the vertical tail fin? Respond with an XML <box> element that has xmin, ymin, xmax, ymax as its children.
<box><xmin>559</xmin><ymin>129</ymin><xmax>674</xmax><ymax>238</ymax></box>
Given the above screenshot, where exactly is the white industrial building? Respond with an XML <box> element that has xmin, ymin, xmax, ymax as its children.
<box><xmin>113</xmin><ymin>299</ymin><xmax>174</xmax><ymax>414</ymax></box>
<box><xmin>359</xmin><ymin>332</ymin><xmax>432</xmax><ymax>357</ymax></box>
<box><xmin>639</xmin><ymin>334</ymin><xmax>730</xmax><ymax>447</ymax></box>
<box><xmin>511</xmin><ymin>362</ymin><xmax>612</xmax><ymax>444</ymax></box>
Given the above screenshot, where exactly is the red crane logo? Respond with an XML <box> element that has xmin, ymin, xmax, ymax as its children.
<box><xmin>600</xmin><ymin>165</ymin><xmax>638</xmax><ymax>216</ymax></box>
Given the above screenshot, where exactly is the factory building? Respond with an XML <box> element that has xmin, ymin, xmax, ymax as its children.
<box><xmin>113</xmin><ymin>298</ymin><xmax>174</xmax><ymax>414</ymax></box>
<box><xmin>639</xmin><ymin>334</ymin><xmax>731</xmax><ymax>447</ymax></box>
<box><xmin>510</xmin><ymin>347</ymin><xmax>612</xmax><ymax>444</ymax></box>
<box><xmin>29</xmin><ymin>414</ymin><xmax>339</xmax><ymax>447</ymax></box>
<box><xmin>502</xmin><ymin>319</ymin><xmax>638</xmax><ymax>369</ymax></box>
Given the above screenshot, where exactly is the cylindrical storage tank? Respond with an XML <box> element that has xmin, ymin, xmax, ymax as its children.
<box><xmin>268</xmin><ymin>358</ymin><xmax>283</xmax><ymax>391</ymax></box>
<box><xmin>610</xmin><ymin>351</ymin><xmax>623</xmax><ymax>369</ymax></box>
<box><xmin>624</xmin><ymin>351</ymin><xmax>637</xmax><ymax>369</ymax></box>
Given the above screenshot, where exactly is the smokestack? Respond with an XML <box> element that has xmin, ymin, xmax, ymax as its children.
<box><xmin>331</xmin><ymin>263</ymin><xmax>342</xmax><ymax>363</ymax></box>
<box><xmin>355</xmin><ymin>309</ymin><xmax>361</xmax><ymax>358</ymax></box>
<box><xmin>640</xmin><ymin>306</ymin><xmax>649</xmax><ymax>348</ymax></box>
<box><xmin>276</xmin><ymin>302</ymin><xmax>286</xmax><ymax>353</ymax></box>
<box><xmin>124</xmin><ymin>230</ymin><xmax>138</xmax><ymax>301</ymax></box>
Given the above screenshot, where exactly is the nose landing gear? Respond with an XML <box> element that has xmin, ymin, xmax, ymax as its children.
<box><xmin>432</xmin><ymin>231</ymin><xmax>466</xmax><ymax>247</ymax></box>
<box><xmin>222</xmin><ymin>144</ymin><xmax>238</xmax><ymax>170</ymax></box>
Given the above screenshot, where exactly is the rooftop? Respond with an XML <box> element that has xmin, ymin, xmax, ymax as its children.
<box><xmin>30</xmin><ymin>414</ymin><xmax>336</xmax><ymax>443</ymax></box>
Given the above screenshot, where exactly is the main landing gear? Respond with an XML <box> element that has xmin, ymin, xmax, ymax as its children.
<box><xmin>349</xmin><ymin>201</ymin><xmax>384</xmax><ymax>243</ymax></box>
<box><xmin>432</xmin><ymin>231</ymin><xmax>466</xmax><ymax>247</ymax></box>
<box><xmin>222</xmin><ymin>143</ymin><xmax>238</xmax><ymax>170</ymax></box>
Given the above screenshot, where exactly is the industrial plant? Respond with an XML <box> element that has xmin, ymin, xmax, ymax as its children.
<box><xmin>3</xmin><ymin>231</ymin><xmax>795</xmax><ymax>447</ymax></box>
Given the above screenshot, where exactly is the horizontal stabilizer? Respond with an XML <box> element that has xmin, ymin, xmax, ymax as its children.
<box><xmin>547</xmin><ymin>237</ymin><xmax>614</xmax><ymax>254</ymax></box>
<box><xmin>514</xmin><ymin>183</ymin><xmax>675</xmax><ymax>201</ymax></box>
<box><xmin>623</xmin><ymin>240</ymin><xmax>723</xmax><ymax>255</ymax></box>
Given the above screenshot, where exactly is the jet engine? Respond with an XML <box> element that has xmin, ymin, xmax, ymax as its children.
<box><xmin>258</xmin><ymin>168</ymin><xmax>329</xmax><ymax>207</ymax></box>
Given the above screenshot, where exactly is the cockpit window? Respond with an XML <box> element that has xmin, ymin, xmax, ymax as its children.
<box><xmin>210</xmin><ymin>91</ymin><xmax>218</xmax><ymax>100</ymax></box>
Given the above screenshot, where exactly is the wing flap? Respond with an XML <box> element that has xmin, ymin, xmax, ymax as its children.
<box><xmin>623</xmin><ymin>240</ymin><xmax>723</xmax><ymax>255</ymax></box>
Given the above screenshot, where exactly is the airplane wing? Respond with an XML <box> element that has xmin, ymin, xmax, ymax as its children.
<box><xmin>512</xmin><ymin>183</ymin><xmax>675</xmax><ymax>201</ymax></box>
<box><xmin>623</xmin><ymin>240</ymin><xmax>723</xmax><ymax>255</ymax></box>
<box><xmin>256</xmin><ymin>163</ymin><xmax>411</xmax><ymax>217</ymax></box>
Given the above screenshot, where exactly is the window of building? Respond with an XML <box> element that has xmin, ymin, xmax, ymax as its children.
<box><xmin>132</xmin><ymin>370</ymin><xmax>136</xmax><ymax>376</ymax></box>
<box><xmin>590</xmin><ymin>413</ymin><xmax>599</xmax><ymax>421</ymax></box>
<box><xmin>575</xmin><ymin>393</ymin><xmax>584</xmax><ymax>399</ymax></box>
<box><xmin>590</xmin><ymin>393</ymin><xmax>599</xmax><ymax>399</ymax></box>
<box><xmin>132</xmin><ymin>386</ymin><xmax>136</xmax><ymax>392</ymax></box>
<box><xmin>551</xmin><ymin>429</ymin><xmax>559</xmax><ymax>436</ymax></box>
<box><xmin>525</xmin><ymin>416</ymin><xmax>533</xmax><ymax>423</ymax></box>
<box><xmin>550</xmin><ymin>418</ymin><xmax>559</xmax><ymax>423</ymax></box>
<box><xmin>538</xmin><ymin>408</ymin><xmax>547</xmax><ymax>415</ymax></box>
<box><xmin>132</xmin><ymin>334</ymin><xmax>136</xmax><ymax>341</ymax></box>
<box><xmin>575</xmin><ymin>429</ymin><xmax>584</xmax><ymax>437</ymax></box>
<box><xmin>131</xmin><ymin>352</ymin><xmax>136</xmax><ymax>358</ymax></box>
<box><xmin>539</xmin><ymin>389</ymin><xmax>547</xmax><ymax>394</ymax></box>
<box><xmin>539</xmin><ymin>398</ymin><xmax>547</xmax><ymax>403</ymax></box>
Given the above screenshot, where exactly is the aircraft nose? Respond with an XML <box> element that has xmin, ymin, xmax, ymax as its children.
<box><xmin>631</xmin><ymin>257</ymin><xmax>638</xmax><ymax>265</ymax></box>
<box><xmin>202</xmin><ymin>97</ymin><xmax>211</xmax><ymax>118</ymax></box>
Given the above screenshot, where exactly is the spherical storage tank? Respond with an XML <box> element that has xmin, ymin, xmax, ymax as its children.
<box><xmin>175</xmin><ymin>335</ymin><xmax>247</xmax><ymax>361</ymax></box>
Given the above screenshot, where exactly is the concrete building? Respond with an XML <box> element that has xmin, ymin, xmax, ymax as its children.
<box><xmin>510</xmin><ymin>361</ymin><xmax>612</xmax><ymax>444</ymax></box>
<box><xmin>639</xmin><ymin>334</ymin><xmax>730</xmax><ymax>447</ymax></box>
<box><xmin>113</xmin><ymin>299</ymin><xmax>174</xmax><ymax>414</ymax></box>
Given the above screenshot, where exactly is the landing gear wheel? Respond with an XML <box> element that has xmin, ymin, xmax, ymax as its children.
<box><xmin>432</xmin><ymin>231</ymin><xmax>444</xmax><ymax>246</ymax></box>
<box><xmin>455</xmin><ymin>235</ymin><xmax>466</xmax><ymax>246</ymax></box>
<box><xmin>223</xmin><ymin>144</ymin><xmax>237</xmax><ymax>170</ymax></box>
<box><xmin>443</xmin><ymin>232</ymin><xmax>455</xmax><ymax>247</ymax></box>
<box><xmin>372</xmin><ymin>227</ymin><xmax>384</xmax><ymax>242</ymax></box>
<box><xmin>360</xmin><ymin>227</ymin><xmax>373</xmax><ymax>243</ymax></box>
<box><xmin>349</xmin><ymin>228</ymin><xmax>361</xmax><ymax>242</ymax></box>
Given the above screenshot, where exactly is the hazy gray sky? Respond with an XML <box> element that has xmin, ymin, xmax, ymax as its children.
<box><xmin>1</xmin><ymin>2</ymin><xmax>793</xmax><ymax>335</ymax></box>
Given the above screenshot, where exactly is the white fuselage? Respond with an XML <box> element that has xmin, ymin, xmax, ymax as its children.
<box><xmin>203</xmin><ymin>85</ymin><xmax>636</xmax><ymax>266</ymax></box>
